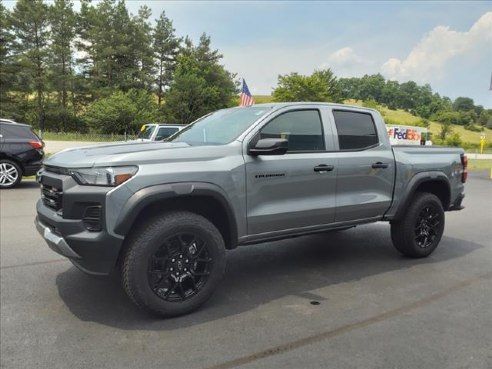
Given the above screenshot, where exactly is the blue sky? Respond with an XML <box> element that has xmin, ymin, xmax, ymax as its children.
<box><xmin>132</xmin><ymin>0</ymin><xmax>492</xmax><ymax>107</ymax></box>
<box><xmin>6</xmin><ymin>0</ymin><xmax>492</xmax><ymax>107</ymax></box>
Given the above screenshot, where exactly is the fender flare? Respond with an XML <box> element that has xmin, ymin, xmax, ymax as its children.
<box><xmin>390</xmin><ymin>171</ymin><xmax>451</xmax><ymax>221</ymax></box>
<box><xmin>114</xmin><ymin>182</ymin><xmax>238</xmax><ymax>246</ymax></box>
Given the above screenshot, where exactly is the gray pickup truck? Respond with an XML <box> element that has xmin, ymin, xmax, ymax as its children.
<box><xmin>35</xmin><ymin>103</ymin><xmax>467</xmax><ymax>317</ymax></box>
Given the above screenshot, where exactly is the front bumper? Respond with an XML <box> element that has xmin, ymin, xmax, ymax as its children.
<box><xmin>36</xmin><ymin>198</ymin><xmax>124</xmax><ymax>276</ymax></box>
<box><xmin>35</xmin><ymin>217</ymin><xmax>81</xmax><ymax>259</ymax></box>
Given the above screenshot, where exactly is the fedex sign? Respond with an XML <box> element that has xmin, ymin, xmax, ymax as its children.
<box><xmin>387</xmin><ymin>126</ymin><xmax>427</xmax><ymax>145</ymax></box>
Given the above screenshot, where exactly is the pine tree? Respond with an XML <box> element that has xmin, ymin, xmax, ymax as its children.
<box><xmin>165</xmin><ymin>34</ymin><xmax>237</xmax><ymax>124</ymax></box>
<box><xmin>9</xmin><ymin>0</ymin><xmax>50</xmax><ymax>131</ymax></box>
<box><xmin>127</xmin><ymin>5</ymin><xmax>155</xmax><ymax>91</ymax></box>
<box><xmin>153</xmin><ymin>11</ymin><xmax>180</xmax><ymax>106</ymax></box>
<box><xmin>0</xmin><ymin>1</ymin><xmax>17</xmax><ymax>118</ymax></box>
<box><xmin>76</xmin><ymin>0</ymin><xmax>155</xmax><ymax>97</ymax></box>
<box><xmin>49</xmin><ymin>0</ymin><xmax>76</xmax><ymax>131</ymax></box>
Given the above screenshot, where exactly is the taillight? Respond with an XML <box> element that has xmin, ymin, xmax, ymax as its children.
<box><xmin>29</xmin><ymin>140</ymin><xmax>44</xmax><ymax>149</ymax></box>
<box><xmin>460</xmin><ymin>154</ymin><xmax>468</xmax><ymax>183</ymax></box>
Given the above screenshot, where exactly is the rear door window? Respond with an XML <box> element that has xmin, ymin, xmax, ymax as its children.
<box><xmin>333</xmin><ymin>110</ymin><xmax>379</xmax><ymax>150</ymax></box>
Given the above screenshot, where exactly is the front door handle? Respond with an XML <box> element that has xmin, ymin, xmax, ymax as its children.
<box><xmin>372</xmin><ymin>162</ymin><xmax>389</xmax><ymax>169</ymax></box>
<box><xmin>314</xmin><ymin>164</ymin><xmax>334</xmax><ymax>172</ymax></box>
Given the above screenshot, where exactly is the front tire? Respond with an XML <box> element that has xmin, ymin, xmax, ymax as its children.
<box><xmin>391</xmin><ymin>192</ymin><xmax>445</xmax><ymax>258</ymax></box>
<box><xmin>0</xmin><ymin>160</ymin><xmax>22</xmax><ymax>189</ymax></box>
<box><xmin>122</xmin><ymin>211</ymin><xmax>226</xmax><ymax>317</ymax></box>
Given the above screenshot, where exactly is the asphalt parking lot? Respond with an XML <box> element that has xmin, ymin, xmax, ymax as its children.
<box><xmin>1</xmin><ymin>172</ymin><xmax>491</xmax><ymax>369</ymax></box>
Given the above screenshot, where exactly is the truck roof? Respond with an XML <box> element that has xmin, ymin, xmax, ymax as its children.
<box><xmin>238</xmin><ymin>102</ymin><xmax>379</xmax><ymax>114</ymax></box>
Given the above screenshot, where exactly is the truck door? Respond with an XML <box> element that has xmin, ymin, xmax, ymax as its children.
<box><xmin>244</xmin><ymin>108</ymin><xmax>338</xmax><ymax>235</ymax></box>
<box><xmin>330</xmin><ymin>109</ymin><xmax>395</xmax><ymax>222</ymax></box>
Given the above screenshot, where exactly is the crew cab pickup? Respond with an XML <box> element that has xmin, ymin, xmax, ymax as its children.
<box><xmin>35</xmin><ymin>103</ymin><xmax>467</xmax><ymax>317</ymax></box>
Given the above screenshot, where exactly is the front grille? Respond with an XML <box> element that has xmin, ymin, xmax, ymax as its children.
<box><xmin>41</xmin><ymin>184</ymin><xmax>63</xmax><ymax>211</ymax></box>
<box><xmin>83</xmin><ymin>206</ymin><xmax>102</xmax><ymax>232</ymax></box>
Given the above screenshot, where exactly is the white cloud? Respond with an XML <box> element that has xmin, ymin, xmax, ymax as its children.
<box><xmin>325</xmin><ymin>47</ymin><xmax>363</xmax><ymax>65</ymax></box>
<box><xmin>321</xmin><ymin>47</ymin><xmax>374</xmax><ymax>77</ymax></box>
<box><xmin>381</xmin><ymin>12</ymin><xmax>492</xmax><ymax>81</ymax></box>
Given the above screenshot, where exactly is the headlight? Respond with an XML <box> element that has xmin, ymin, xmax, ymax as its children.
<box><xmin>69</xmin><ymin>166</ymin><xmax>138</xmax><ymax>186</ymax></box>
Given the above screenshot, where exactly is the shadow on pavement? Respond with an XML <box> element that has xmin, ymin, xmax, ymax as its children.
<box><xmin>55</xmin><ymin>223</ymin><xmax>482</xmax><ymax>330</ymax></box>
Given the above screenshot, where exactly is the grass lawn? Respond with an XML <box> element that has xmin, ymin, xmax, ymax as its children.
<box><xmin>42</xmin><ymin>131</ymin><xmax>132</xmax><ymax>142</ymax></box>
<box><xmin>468</xmin><ymin>159</ymin><xmax>492</xmax><ymax>172</ymax></box>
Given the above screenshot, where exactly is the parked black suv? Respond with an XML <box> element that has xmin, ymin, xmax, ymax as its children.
<box><xmin>0</xmin><ymin>120</ymin><xmax>44</xmax><ymax>188</ymax></box>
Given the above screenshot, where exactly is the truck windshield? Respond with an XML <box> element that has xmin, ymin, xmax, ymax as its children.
<box><xmin>169</xmin><ymin>107</ymin><xmax>271</xmax><ymax>145</ymax></box>
<box><xmin>137</xmin><ymin>125</ymin><xmax>155</xmax><ymax>139</ymax></box>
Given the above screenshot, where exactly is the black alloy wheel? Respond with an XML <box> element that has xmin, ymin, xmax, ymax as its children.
<box><xmin>122</xmin><ymin>211</ymin><xmax>226</xmax><ymax>317</ymax></box>
<box><xmin>414</xmin><ymin>205</ymin><xmax>441</xmax><ymax>249</ymax></box>
<box><xmin>391</xmin><ymin>192</ymin><xmax>445</xmax><ymax>258</ymax></box>
<box><xmin>148</xmin><ymin>233</ymin><xmax>213</xmax><ymax>302</ymax></box>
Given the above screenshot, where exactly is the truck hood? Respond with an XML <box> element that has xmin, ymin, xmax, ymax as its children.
<box><xmin>45</xmin><ymin>141</ymin><xmax>238</xmax><ymax>168</ymax></box>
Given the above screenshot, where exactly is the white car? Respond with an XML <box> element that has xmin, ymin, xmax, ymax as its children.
<box><xmin>136</xmin><ymin>124</ymin><xmax>185</xmax><ymax>141</ymax></box>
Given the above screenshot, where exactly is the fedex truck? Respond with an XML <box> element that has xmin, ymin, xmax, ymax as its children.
<box><xmin>387</xmin><ymin>125</ymin><xmax>431</xmax><ymax>146</ymax></box>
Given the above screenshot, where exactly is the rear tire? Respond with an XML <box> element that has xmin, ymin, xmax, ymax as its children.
<box><xmin>0</xmin><ymin>159</ymin><xmax>22</xmax><ymax>189</ymax></box>
<box><xmin>122</xmin><ymin>211</ymin><xmax>226</xmax><ymax>317</ymax></box>
<box><xmin>391</xmin><ymin>192</ymin><xmax>445</xmax><ymax>258</ymax></box>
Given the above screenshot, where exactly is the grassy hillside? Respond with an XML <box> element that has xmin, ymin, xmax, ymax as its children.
<box><xmin>347</xmin><ymin>99</ymin><xmax>492</xmax><ymax>147</ymax></box>
<box><xmin>254</xmin><ymin>96</ymin><xmax>492</xmax><ymax>147</ymax></box>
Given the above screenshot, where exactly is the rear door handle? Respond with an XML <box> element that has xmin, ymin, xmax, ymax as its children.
<box><xmin>372</xmin><ymin>162</ymin><xmax>389</xmax><ymax>169</ymax></box>
<box><xmin>314</xmin><ymin>164</ymin><xmax>334</xmax><ymax>172</ymax></box>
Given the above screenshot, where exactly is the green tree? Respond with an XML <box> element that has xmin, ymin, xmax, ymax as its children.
<box><xmin>338</xmin><ymin>74</ymin><xmax>453</xmax><ymax>119</ymax></box>
<box><xmin>272</xmin><ymin>69</ymin><xmax>342</xmax><ymax>103</ymax></box>
<box><xmin>9</xmin><ymin>0</ymin><xmax>50</xmax><ymax>131</ymax></box>
<box><xmin>478</xmin><ymin>110</ymin><xmax>491</xmax><ymax>126</ymax></box>
<box><xmin>75</xmin><ymin>0</ymin><xmax>154</xmax><ymax>97</ymax></box>
<box><xmin>164</xmin><ymin>34</ymin><xmax>237</xmax><ymax>124</ymax></box>
<box><xmin>452</xmin><ymin>97</ymin><xmax>474</xmax><ymax>112</ymax></box>
<box><xmin>0</xmin><ymin>1</ymin><xmax>17</xmax><ymax>118</ymax></box>
<box><xmin>49</xmin><ymin>0</ymin><xmax>76</xmax><ymax>131</ymax></box>
<box><xmin>153</xmin><ymin>11</ymin><xmax>181</xmax><ymax>106</ymax></box>
<box><xmin>125</xmin><ymin>5</ymin><xmax>155</xmax><ymax>91</ymax></box>
<box><xmin>439</xmin><ymin>122</ymin><xmax>453</xmax><ymax>141</ymax></box>
<box><xmin>164</xmin><ymin>58</ymin><xmax>209</xmax><ymax>125</ymax></box>
<box><xmin>83</xmin><ymin>89</ymin><xmax>161</xmax><ymax>134</ymax></box>
<box><xmin>445</xmin><ymin>133</ymin><xmax>462</xmax><ymax>147</ymax></box>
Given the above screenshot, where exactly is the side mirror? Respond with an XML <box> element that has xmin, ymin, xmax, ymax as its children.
<box><xmin>248</xmin><ymin>138</ymin><xmax>288</xmax><ymax>156</ymax></box>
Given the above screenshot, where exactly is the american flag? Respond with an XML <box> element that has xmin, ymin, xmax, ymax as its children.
<box><xmin>239</xmin><ymin>79</ymin><xmax>255</xmax><ymax>106</ymax></box>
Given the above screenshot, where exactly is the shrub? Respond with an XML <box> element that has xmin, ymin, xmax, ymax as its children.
<box><xmin>83</xmin><ymin>90</ymin><xmax>162</xmax><ymax>134</ymax></box>
<box><xmin>445</xmin><ymin>133</ymin><xmax>462</xmax><ymax>147</ymax></box>
<box><xmin>464</xmin><ymin>124</ymin><xmax>482</xmax><ymax>132</ymax></box>
<box><xmin>416</xmin><ymin>119</ymin><xmax>430</xmax><ymax>128</ymax></box>
<box><xmin>362</xmin><ymin>99</ymin><xmax>378</xmax><ymax>109</ymax></box>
